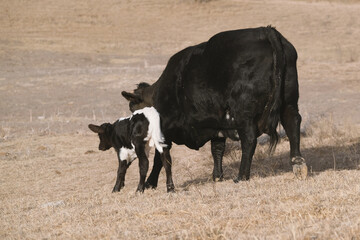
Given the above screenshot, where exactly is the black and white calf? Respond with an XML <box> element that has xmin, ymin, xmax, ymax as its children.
<box><xmin>88</xmin><ymin>107</ymin><xmax>175</xmax><ymax>193</ymax></box>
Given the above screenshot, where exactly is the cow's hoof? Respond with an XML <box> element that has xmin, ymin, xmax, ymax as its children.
<box><xmin>213</xmin><ymin>177</ymin><xmax>223</xmax><ymax>182</ymax></box>
<box><xmin>291</xmin><ymin>156</ymin><xmax>306</xmax><ymax>165</ymax></box>
<box><xmin>292</xmin><ymin>162</ymin><xmax>308</xmax><ymax>180</ymax></box>
<box><xmin>212</xmin><ymin>172</ymin><xmax>224</xmax><ymax>182</ymax></box>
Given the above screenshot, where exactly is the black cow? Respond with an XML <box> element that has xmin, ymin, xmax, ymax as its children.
<box><xmin>88</xmin><ymin>107</ymin><xmax>175</xmax><ymax>193</ymax></box>
<box><xmin>122</xmin><ymin>26</ymin><xmax>307</xmax><ymax>187</ymax></box>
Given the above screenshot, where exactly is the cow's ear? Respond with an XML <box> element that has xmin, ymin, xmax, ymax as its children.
<box><xmin>88</xmin><ymin>124</ymin><xmax>104</xmax><ymax>134</ymax></box>
<box><xmin>121</xmin><ymin>91</ymin><xmax>142</xmax><ymax>103</ymax></box>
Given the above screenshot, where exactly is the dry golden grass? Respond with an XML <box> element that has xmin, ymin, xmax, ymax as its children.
<box><xmin>1</xmin><ymin>0</ymin><xmax>360</xmax><ymax>239</ymax></box>
<box><xmin>0</xmin><ymin>119</ymin><xmax>359</xmax><ymax>239</ymax></box>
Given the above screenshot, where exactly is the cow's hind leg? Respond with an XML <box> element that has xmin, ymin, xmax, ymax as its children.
<box><xmin>211</xmin><ymin>137</ymin><xmax>225</xmax><ymax>181</ymax></box>
<box><xmin>281</xmin><ymin>105</ymin><xmax>307</xmax><ymax>179</ymax></box>
<box><xmin>145</xmin><ymin>150</ymin><xmax>163</xmax><ymax>189</ymax></box>
<box><xmin>234</xmin><ymin>123</ymin><xmax>257</xmax><ymax>182</ymax></box>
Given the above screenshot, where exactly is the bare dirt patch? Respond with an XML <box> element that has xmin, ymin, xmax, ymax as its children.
<box><xmin>1</xmin><ymin>0</ymin><xmax>360</xmax><ymax>239</ymax></box>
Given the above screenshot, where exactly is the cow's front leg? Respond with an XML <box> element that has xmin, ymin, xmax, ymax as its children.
<box><xmin>113</xmin><ymin>157</ymin><xmax>129</xmax><ymax>192</ymax></box>
<box><xmin>234</xmin><ymin>124</ymin><xmax>257</xmax><ymax>182</ymax></box>
<box><xmin>134</xmin><ymin>143</ymin><xmax>149</xmax><ymax>193</ymax></box>
<box><xmin>211</xmin><ymin>137</ymin><xmax>226</xmax><ymax>181</ymax></box>
<box><xmin>145</xmin><ymin>150</ymin><xmax>163</xmax><ymax>189</ymax></box>
<box><xmin>160</xmin><ymin>147</ymin><xmax>175</xmax><ymax>193</ymax></box>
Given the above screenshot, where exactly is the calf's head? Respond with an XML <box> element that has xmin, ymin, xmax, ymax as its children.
<box><xmin>88</xmin><ymin>123</ymin><xmax>113</xmax><ymax>151</ymax></box>
<box><xmin>122</xmin><ymin>82</ymin><xmax>153</xmax><ymax>112</ymax></box>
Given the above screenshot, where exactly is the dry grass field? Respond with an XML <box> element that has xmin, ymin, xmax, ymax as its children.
<box><xmin>1</xmin><ymin>0</ymin><xmax>360</xmax><ymax>239</ymax></box>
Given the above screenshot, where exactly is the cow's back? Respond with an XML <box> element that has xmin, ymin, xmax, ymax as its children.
<box><xmin>181</xmin><ymin>28</ymin><xmax>274</xmax><ymax>120</ymax></box>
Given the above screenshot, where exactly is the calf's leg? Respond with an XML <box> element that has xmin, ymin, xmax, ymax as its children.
<box><xmin>160</xmin><ymin>148</ymin><xmax>175</xmax><ymax>192</ymax></box>
<box><xmin>145</xmin><ymin>150</ymin><xmax>163</xmax><ymax>189</ymax></box>
<box><xmin>113</xmin><ymin>158</ymin><xmax>129</xmax><ymax>192</ymax></box>
<box><xmin>135</xmin><ymin>143</ymin><xmax>149</xmax><ymax>193</ymax></box>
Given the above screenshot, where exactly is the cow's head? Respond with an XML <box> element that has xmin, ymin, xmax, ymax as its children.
<box><xmin>122</xmin><ymin>82</ymin><xmax>153</xmax><ymax>112</ymax></box>
<box><xmin>88</xmin><ymin>123</ymin><xmax>114</xmax><ymax>151</ymax></box>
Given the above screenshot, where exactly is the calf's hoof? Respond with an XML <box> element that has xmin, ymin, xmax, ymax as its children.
<box><xmin>112</xmin><ymin>184</ymin><xmax>124</xmax><ymax>193</ymax></box>
<box><xmin>291</xmin><ymin>157</ymin><xmax>308</xmax><ymax>180</ymax></box>
<box><xmin>167</xmin><ymin>188</ymin><xmax>176</xmax><ymax>193</ymax></box>
<box><xmin>233</xmin><ymin>175</ymin><xmax>249</xmax><ymax>183</ymax></box>
<box><xmin>145</xmin><ymin>181</ymin><xmax>157</xmax><ymax>189</ymax></box>
<box><xmin>136</xmin><ymin>187</ymin><xmax>145</xmax><ymax>193</ymax></box>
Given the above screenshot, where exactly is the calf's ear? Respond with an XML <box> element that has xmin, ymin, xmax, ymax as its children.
<box><xmin>88</xmin><ymin>124</ymin><xmax>104</xmax><ymax>134</ymax></box>
<box><xmin>121</xmin><ymin>91</ymin><xmax>142</xmax><ymax>103</ymax></box>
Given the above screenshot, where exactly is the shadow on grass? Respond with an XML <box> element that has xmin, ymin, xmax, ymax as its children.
<box><xmin>179</xmin><ymin>138</ymin><xmax>360</xmax><ymax>187</ymax></box>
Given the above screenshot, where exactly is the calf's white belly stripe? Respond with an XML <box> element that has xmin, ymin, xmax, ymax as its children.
<box><xmin>119</xmin><ymin>146</ymin><xmax>137</xmax><ymax>164</ymax></box>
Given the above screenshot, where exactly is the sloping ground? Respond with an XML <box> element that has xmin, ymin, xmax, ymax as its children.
<box><xmin>1</xmin><ymin>0</ymin><xmax>360</xmax><ymax>239</ymax></box>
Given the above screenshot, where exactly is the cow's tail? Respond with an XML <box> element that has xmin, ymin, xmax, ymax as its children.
<box><xmin>264</xmin><ymin>26</ymin><xmax>285</xmax><ymax>153</ymax></box>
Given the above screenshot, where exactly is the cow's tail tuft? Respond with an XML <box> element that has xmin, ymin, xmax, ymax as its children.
<box><xmin>264</xmin><ymin>26</ymin><xmax>285</xmax><ymax>153</ymax></box>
